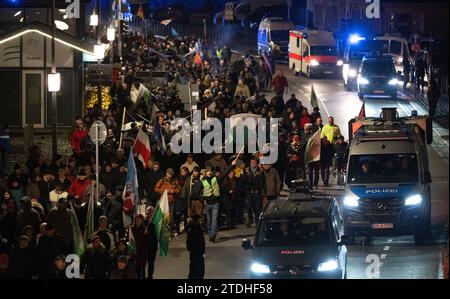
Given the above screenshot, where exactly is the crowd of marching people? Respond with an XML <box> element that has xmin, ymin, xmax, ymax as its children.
<box><xmin>0</xmin><ymin>30</ymin><xmax>347</xmax><ymax>279</ymax></box>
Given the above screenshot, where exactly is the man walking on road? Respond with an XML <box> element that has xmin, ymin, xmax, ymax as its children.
<box><xmin>271</xmin><ymin>71</ymin><xmax>288</xmax><ymax>97</ymax></box>
<box><xmin>186</xmin><ymin>215</ymin><xmax>205</xmax><ymax>279</ymax></box>
<box><xmin>321</xmin><ymin>116</ymin><xmax>341</xmax><ymax>144</ymax></box>
<box><xmin>427</xmin><ymin>76</ymin><xmax>441</xmax><ymax>121</ymax></box>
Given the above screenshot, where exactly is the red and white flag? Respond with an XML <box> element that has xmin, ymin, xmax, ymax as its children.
<box><xmin>134</xmin><ymin>128</ymin><xmax>151</xmax><ymax>168</ymax></box>
<box><xmin>358</xmin><ymin>102</ymin><xmax>366</xmax><ymax>118</ymax></box>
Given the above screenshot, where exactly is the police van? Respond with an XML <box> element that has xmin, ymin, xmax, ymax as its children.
<box><xmin>344</xmin><ymin>108</ymin><xmax>433</xmax><ymax>245</ymax></box>
<box><xmin>342</xmin><ymin>37</ymin><xmax>388</xmax><ymax>91</ymax></box>
<box><xmin>242</xmin><ymin>191</ymin><xmax>349</xmax><ymax>279</ymax></box>
<box><xmin>257</xmin><ymin>17</ymin><xmax>295</xmax><ymax>60</ymax></box>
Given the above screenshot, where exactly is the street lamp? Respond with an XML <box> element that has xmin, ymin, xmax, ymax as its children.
<box><xmin>48</xmin><ymin>72</ymin><xmax>61</xmax><ymax>92</ymax></box>
<box><xmin>89</xmin><ymin>12</ymin><xmax>98</xmax><ymax>26</ymax></box>
<box><xmin>94</xmin><ymin>43</ymin><xmax>105</xmax><ymax>60</ymax></box>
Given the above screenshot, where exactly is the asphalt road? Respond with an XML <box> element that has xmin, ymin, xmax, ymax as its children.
<box><xmin>153</xmin><ymin>64</ymin><xmax>448</xmax><ymax>279</ymax></box>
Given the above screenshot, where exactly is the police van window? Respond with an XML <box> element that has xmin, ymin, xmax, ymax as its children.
<box><xmin>256</xmin><ymin>217</ymin><xmax>333</xmax><ymax>246</ymax></box>
<box><xmin>390</xmin><ymin>40</ymin><xmax>402</xmax><ymax>56</ymax></box>
<box><xmin>348</xmin><ymin>154</ymin><xmax>419</xmax><ymax>184</ymax></box>
<box><xmin>362</xmin><ymin>60</ymin><xmax>396</xmax><ymax>75</ymax></box>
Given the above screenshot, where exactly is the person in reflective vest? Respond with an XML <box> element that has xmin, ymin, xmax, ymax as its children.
<box><xmin>201</xmin><ymin>167</ymin><xmax>220</xmax><ymax>243</ymax></box>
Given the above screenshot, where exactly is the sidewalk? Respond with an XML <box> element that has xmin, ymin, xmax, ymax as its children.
<box><xmin>399</xmin><ymin>83</ymin><xmax>449</xmax><ymax>165</ymax></box>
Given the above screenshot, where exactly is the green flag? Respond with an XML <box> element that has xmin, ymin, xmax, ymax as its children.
<box><xmin>69</xmin><ymin>202</ymin><xmax>85</xmax><ymax>257</ymax></box>
<box><xmin>305</xmin><ymin>129</ymin><xmax>321</xmax><ymax>164</ymax></box>
<box><xmin>128</xmin><ymin>226</ymin><xmax>137</xmax><ymax>256</ymax></box>
<box><xmin>310</xmin><ymin>84</ymin><xmax>318</xmax><ymax>109</ymax></box>
<box><xmin>152</xmin><ymin>190</ymin><xmax>171</xmax><ymax>257</ymax></box>
<box><xmin>84</xmin><ymin>184</ymin><xmax>95</xmax><ymax>243</ymax></box>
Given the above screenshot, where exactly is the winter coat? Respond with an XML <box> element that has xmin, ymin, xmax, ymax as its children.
<box><xmin>17</xmin><ymin>200</ymin><xmax>41</xmax><ymax>235</ymax></box>
<box><xmin>181</xmin><ymin>175</ymin><xmax>203</xmax><ymax>201</ymax></box>
<box><xmin>11</xmin><ymin>246</ymin><xmax>36</xmax><ymax>279</ymax></box>
<box><xmin>186</xmin><ymin>223</ymin><xmax>205</xmax><ymax>255</ymax></box>
<box><xmin>92</xmin><ymin>229</ymin><xmax>115</xmax><ymax>253</ymax></box>
<box><xmin>234</xmin><ymin>83</ymin><xmax>251</xmax><ymax>99</ymax></box>
<box><xmin>70</xmin><ymin>129</ymin><xmax>87</xmax><ymax>154</ymax></box>
<box><xmin>104</xmin><ymin>195</ymin><xmax>123</xmax><ymax>226</ymax></box>
<box><xmin>242</xmin><ymin>167</ymin><xmax>265</xmax><ymax>195</ymax></box>
<box><xmin>263</xmin><ymin>168</ymin><xmax>282</xmax><ymax>197</ymax></box>
<box><xmin>131</xmin><ymin>224</ymin><xmax>148</xmax><ymax>267</ymax></box>
<box><xmin>36</xmin><ymin>233</ymin><xmax>67</xmax><ymax>277</ymax></box>
<box><xmin>320</xmin><ymin>142</ymin><xmax>335</xmax><ymax>168</ymax></box>
<box><xmin>68</xmin><ymin>179</ymin><xmax>92</xmax><ymax>204</ymax></box>
<box><xmin>45</xmin><ymin>207</ymin><xmax>75</xmax><ymax>246</ymax></box>
<box><xmin>110</xmin><ymin>267</ymin><xmax>138</xmax><ymax>279</ymax></box>
<box><xmin>82</xmin><ymin>245</ymin><xmax>110</xmax><ymax>279</ymax></box>
<box><xmin>271</xmin><ymin>75</ymin><xmax>288</xmax><ymax>93</ymax></box>
<box><xmin>154</xmin><ymin>178</ymin><xmax>181</xmax><ymax>203</ymax></box>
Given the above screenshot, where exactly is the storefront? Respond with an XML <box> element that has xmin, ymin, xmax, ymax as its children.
<box><xmin>0</xmin><ymin>21</ymin><xmax>96</xmax><ymax>128</ymax></box>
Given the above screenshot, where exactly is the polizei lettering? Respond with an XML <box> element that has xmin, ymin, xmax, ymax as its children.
<box><xmin>365</xmin><ymin>188</ymin><xmax>399</xmax><ymax>194</ymax></box>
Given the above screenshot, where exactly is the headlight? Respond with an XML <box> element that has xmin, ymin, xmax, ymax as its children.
<box><xmin>318</xmin><ymin>260</ymin><xmax>338</xmax><ymax>272</ymax></box>
<box><xmin>405</xmin><ymin>194</ymin><xmax>422</xmax><ymax>206</ymax></box>
<box><xmin>337</xmin><ymin>60</ymin><xmax>343</xmax><ymax>66</ymax></box>
<box><xmin>388</xmin><ymin>78</ymin><xmax>398</xmax><ymax>85</ymax></box>
<box><xmin>344</xmin><ymin>195</ymin><xmax>359</xmax><ymax>207</ymax></box>
<box><xmin>358</xmin><ymin>77</ymin><xmax>369</xmax><ymax>85</ymax></box>
<box><xmin>251</xmin><ymin>262</ymin><xmax>270</xmax><ymax>274</ymax></box>
<box><xmin>310</xmin><ymin>59</ymin><xmax>319</xmax><ymax>66</ymax></box>
<box><xmin>349</xmin><ymin>69</ymin><xmax>357</xmax><ymax>77</ymax></box>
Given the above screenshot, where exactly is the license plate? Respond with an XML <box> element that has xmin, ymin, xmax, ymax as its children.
<box><xmin>324</xmin><ymin>71</ymin><xmax>333</xmax><ymax>74</ymax></box>
<box><xmin>371</xmin><ymin>223</ymin><xmax>394</xmax><ymax>229</ymax></box>
<box><xmin>373</xmin><ymin>90</ymin><xmax>385</xmax><ymax>94</ymax></box>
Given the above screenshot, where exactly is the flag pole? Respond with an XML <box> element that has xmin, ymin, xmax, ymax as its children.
<box><xmin>148</xmin><ymin>190</ymin><xmax>168</xmax><ymax>223</ymax></box>
<box><xmin>233</xmin><ymin>144</ymin><xmax>245</xmax><ymax>165</ymax></box>
<box><xmin>119</xmin><ymin>107</ymin><xmax>127</xmax><ymax>149</ymax></box>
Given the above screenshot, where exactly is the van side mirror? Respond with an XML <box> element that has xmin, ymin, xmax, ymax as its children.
<box><xmin>423</xmin><ymin>171</ymin><xmax>432</xmax><ymax>184</ymax></box>
<box><xmin>242</xmin><ymin>239</ymin><xmax>253</xmax><ymax>250</ymax></box>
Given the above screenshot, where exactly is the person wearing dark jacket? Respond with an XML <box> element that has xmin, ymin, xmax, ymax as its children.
<box><xmin>144</xmin><ymin>162</ymin><xmax>164</xmax><ymax>206</ymax></box>
<box><xmin>242</xmin><ymin>158</ymin><xmax>265</xmax><ymax>227</ymax></box>
<box><xmin>131</xmin><ymin>214</ymin><xmax>148</xmax><ymax>279</ymax></box>
<box><xmin>334</xmin><ymin>136</ymin><xmax>348</xmax><ymax>173</ymax></box>
<box><xmin>7</xmin><ymin>163</ymin><xmax>27</xmax><ymax>205</ymax></box>
<box><xmin>428</xmin><ymin>76</ymin><xmax>441</xmax><ymax>121</ymax></box>
<box><xmin>0</xmin><ymin>253</ymin><xmax>16</xmax><ymax>279</ymax></box>
<box><xmin>99</xmin><ymin>163</ymin><xmax>120</xmax><ymax>193</ymax></box>
<box><xmin>284</xmin><ymin>153</ymin><xmax>305</xmax><ymax>188</ymax></box>
<box><xmin>110</xmin><ymin>239</ymin><xmax>134</xmax><ymax>272</ymax></box>
<box><xmin>320</xmin><ymin>136</ymin><xmax>335</xmax><ymax>187</ymax></box>
<box><xmin>46</xmin><ymin>254</ymin><xmax>68</xmax><ymax>279</ymax></box>
<box><xmin>17</xmin><ymin>196</ymin><xmax>41</xmax><ymax>236</ymax></box>
<box><xmin>110</xmin><ymin>255</ymin><xmax>137</xmax><ymax>279</ymax></box>
<box><xmin>145</xmin><ymin>207</ymin><xmax>159</xmax><ymax>279</ymax></box>
<box><xmin>92</xmin><ymin>216</ymin><xmax>115</xmax><ymax>253</ymax></box>
<box><xmin>181</xmin><ymin>167</ymin><xmax>204</xmax><ymax>218</ymax></box>
<box><xmin>38</xmin><ymin>169</ymin><xmax>54</xmax><ymax>214</ymax></box>
<box><xmin>36</xmin><ymin>223</ymin><xmax>67</xmax><ymax>278</ymax></box>
<box><xmin>81</xmin><ymin>235</ymin><xmax>110</xmax><ymax>279</ymax></box>
<box><xmin>104</xmin><ymin>186</ymin><xmax>125</xmax><ymax>241</ymax></box>
<box><xmin>11</xmin><ymin>235</ymin><xmax>35</xmax><ymax>279</ymax></box>
<box><xmin>46</xmin><ymin>198</ymin><xmax>75</xmax><ymax>250</ymax></box>
<box><xmin>186</xmin><ymin>215</ymin><xmax>205</xmax><ymax>279</ymax></box>
<box><xmin>220</xmin><ymin>169</ymin><xmax>239</xmax><ymax>230</ymax></box>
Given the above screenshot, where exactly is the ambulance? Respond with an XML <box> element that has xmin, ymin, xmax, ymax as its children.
<box><xmin>289</xmin><ymin>30</ymin><xmax>342</xmax><ymax>78</ymax></box>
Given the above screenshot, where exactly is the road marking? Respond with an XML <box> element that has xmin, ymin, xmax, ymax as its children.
<box><xmin>383</xmin><ymin>246</ymin><xmax>390</xmax><ymax>251</ymax></box>
<box><xmin>388</xmin><ymin>239</ymin><xmax>392</xmax><ymax>243</ymax></box>
<box><xmin>381</xmin><ymin>254</ymin><xmax>387</xmax><ymax>259</ymax></box>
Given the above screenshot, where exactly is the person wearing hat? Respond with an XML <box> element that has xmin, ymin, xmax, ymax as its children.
<box><xmin>81</xmin><ymin>234</ymin><xmax>110</xmax><ymax>279</ymax></box>
<box><xmin>154</xmin><ymin>168</ymin><xmax>181</xmax><ymax>236</ymax></box>
<box><xmin>186</xmin><ymin>214</ymin><xmax>205</xmax><ymax>279</ymax></box>
<box><xmin>110</xmin><ymin>255</ymin><xmax>137</xmax><ymax>279</ymax></box>
<box><xmin>181</xmin><ymin>166</ymin><xmax>204</xmax><ymax>219</ymax></box>
<box><xmin>68</xmin><ymin>167</ymin><xmax>92</xmax><ymax>207</ymax></box>
<box><xmin>46</xmin><ymin>197</ymin><xmax>76</xmax><ymax>249</ymax></box>
<box><xmin>110</xmin><ymin>238</ymin><xmax>134</xmax><ymax>272</ymax></box>
<box><xmin>91</xmin><ymin>216</ymin><xmax>115</xmax><ymax>253</ymax></box>
<box><xmin>144</xmin><ymin>161</ymin><xmax>164</xmax><ymax>206</ymax></box>
<box><xmin>180</xmin><ymin>154</ymin><xmax>199</xmax><ymax>174</ymax></box>
<box><xmin>36</xmin><ymin>223</ymin><xmax>67</xmax><ymax>278</ymax></box>
<box><xmin>242</xmin><ymin>158</ymin><xmax>265</xmax><ymax>228</ymax></box>
<box><xmin>17</xmin><ymin>196</ymin><xmax>42</xmax><ymax>237</ymax></box>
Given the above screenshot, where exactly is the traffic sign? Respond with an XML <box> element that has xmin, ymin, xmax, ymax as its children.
<box><xmin>89</xmin><ymin>121</ymin><xmax>107</xmax><ymax>145</ymax></box>
<box><xmin>224</xmin><ymin>2</ymin><xmax>234</xmax><ymax>21</ymax></box>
